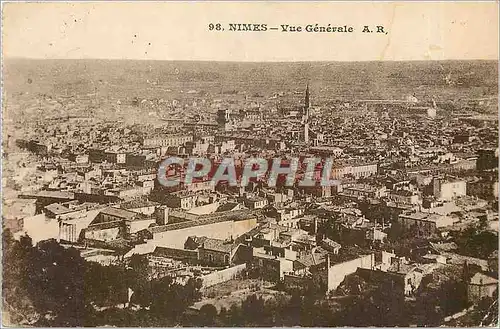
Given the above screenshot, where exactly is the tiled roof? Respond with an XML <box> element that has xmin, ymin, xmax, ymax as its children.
<box><xmin>99</xmin><ymin>207</ymin><xmax>137</xmax><ymax>220</ymax></box>
<box><xmin>45</xmin><ymin>203</ymin><xmax>71</xmax><ymax>215</ymax></box>
<box><xmin>200</xmin><ymin>238</ymin><xmax>234</xmax><ymax>253</ymax></box>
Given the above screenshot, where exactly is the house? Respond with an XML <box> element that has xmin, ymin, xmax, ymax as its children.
<box><xmin>385</xmin><ymin>172</ymin><xmax>412</xmax><ymax>190</ymax></box>
<box><xmin>216</xmin><ymin>202</ymin><xmax>245</xmax><ymax>213</ymax></box>
<box><xmin>83</xmin><ymin>207</ymin><xmax>154</xmax><ymax>242</ymax></box>
<box><xmin>293</xmin><ymin>247</ymin><xmax>329</xmax><ymax>275</ymax></box>
<box><xmin>251</xmin><ymin>251</ymin><xmax>294</xmax><ymax>281</ymax></box>
<box><xmin>265</xmin><ymin>204</ymin><xmax>305</xmax><ymax>228</ymax></box>
<box><xmin>421</xmin><ymin>254</ymin><xmax>448</xmax><ymax>265</ymax></box>
<box><xmin>467</xmin><ymin>272</ymin><xmax>498</xmax><ymax>303</ymax></box>
<box><xmin>243</xmin><ymin>196</ymin><xmax>268</xmax><ymax>209</ymax></box>
<box><xmin>164</xmin><ymin>191</ymin><xmax>198</xmax><ymax>210</ymax></box>
<box><xmin>84</xmin><ymin>220</ymin><xmax>127</xmax><ymax>242</ymax></box>
<box><xmin>198</xmin><ymin>237</ymin><xmax>240</xmax><ymax>266</ymax></box>
<box><xmin>385</xmin><ymin>258</ymin><xmax>425</xmax><ymax>296</ymax></box>
<box><xmin>341</xmin><ymin>184</ymin><xmax>388</xmax><ymax>199</ymax></box>
<box><xmin>431</xmin><ymin>177</ymin><xmax>467</xmax><ymax>201</ymax></box>
<box><xmin>355</xmin><ymin>254</ymin><xmax>437</xmax><ymax>297</ymax></box>
<box><xmin>389</xmin><ymin>190</ymin><xmax>420</xmax><ymax>205</ymax></box>
<box><xmin>263</xmin><ymin>242</ymin><xmax>298</xmax><ymax>261</ymax></box>
<box><xmin>320</xmin><ymin>238</ymin><xmax>342</xmax><ymax>254</ymax></box>
<box><xmin>119</xmin><ymin>198</ymin><xmax>159</xmax><ymax>216</ymax></box>
<box><xmin>327</xmin><ymin>254</ymin><xmax>376</xmax><ymax>292</ymax></box>
<box><xmin>14</xmin><ymin>213</ymin><xmax>60</xmax><ymax>244</ymax></box>
<box><xmin>398</xmin><ymin>212</ymin><xmax>456</xmax><ymax>237</ymax></box>
<box><xmin>185</xmin><ymin>236</ymin><xmax>241</xmax><ymax>266</ymax></box>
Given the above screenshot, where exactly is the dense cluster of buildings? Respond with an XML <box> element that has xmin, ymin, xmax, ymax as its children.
<box><xmin>4</xmin><ymin>83</ymin><xmax>498</xmax><ymax>320</ymax></box>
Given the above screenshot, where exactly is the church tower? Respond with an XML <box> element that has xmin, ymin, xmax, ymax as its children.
<box><xmin>303</xmin><ymin>83</ymin><xmax>310</xmax><ymax>143</ymax></box>
<box><xmin>304</xmin><ymin>83</ymin><xmax>310</xmax><ymax>120</ymax></box>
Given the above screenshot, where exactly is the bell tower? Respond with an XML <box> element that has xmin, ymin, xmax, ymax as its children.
<box><xmin>303</xmin><ymin>83</ymin><xmax>310</xmax><ymax>143</ymax></box>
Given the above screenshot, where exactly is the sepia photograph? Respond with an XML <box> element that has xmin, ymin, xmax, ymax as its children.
<box><xmin>1</xmin><ymin>1</ymin><xmax>499</xmax><ymax>327</ymax></box>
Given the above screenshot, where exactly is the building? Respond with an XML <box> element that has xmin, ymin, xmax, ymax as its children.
<box><xmin>194</xmin><ymin>237</ymin><xmax>241</xmax><ymax>266</ymax></box>
<box><xmin>389</xmin><ymin>190</ymin><xmax>420</xmax><ymax>205</ymax></box>
<box><xmin>330</xmin><ymin>161</ymin><xmax>378</xmax><ymax>180</ymax></box>
<box><xmin>398</xmin><ymin>212</ymin><xmax>456</xmax><ymax>237</ymax></box>
<box><xmin>216</xmin><ymin>109</ymin><xmax>232</xmax><ymax>132</ymax></box>
<box><xmin>83</xmin><ymin>207</ymin><xmax>155</xmax><ymax>242</ymax></box>
<box><xmin>432</xmin><ymin>177</ymin><xmax>467</xmax><ymax>201</ymax></box>
<box><xmin>327</xmin><ymin>254</ymin><xmax>376</xmax><ymax>292</ymax></box>
<box><xmin>356</xmin><ymin>257</ymin><xmax>429</xmax><ymax>296</ymax></box>
<box><xmin>310</xmin><ymin>146</ymin><xmax>343</xmax><ymax>157</ymax></box>
<box><xmin>251</xmin><ymin>251</ymin><xmax>294</xmax><ymax>281</ymax></box>
<box><xmin>341</xmin><ymin>184</ymin><xmax>388</xmax><ymax>199</ymax></box>
<box><xmin>467</xmin><ymin>272</ymin><xmax>498</xmax><ymax>303</ymax></box>
<box><xmin>149</xmin><ymin>210</ymin><xmax>258</xmax><ymax>249</ymax></box>
<box><xmin>164</xmin><ymin>191</ymin><xmax>200</xmax><ymax>210</ymax></box>
<box><xmin>243</xmin><ymin>196</ymin><xmax>268</xmax><ymax>209</ymax></box>
<box><xmin>142</xmin><ymin>134</ymin><xmax>193</xmax><ymax>148</ymax></box>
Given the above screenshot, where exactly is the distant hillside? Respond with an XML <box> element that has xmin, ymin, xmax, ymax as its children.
<box><xmin>3</xmin><ymin>59</ymin><xmax>498</xmax><ymax>102</ymax></box>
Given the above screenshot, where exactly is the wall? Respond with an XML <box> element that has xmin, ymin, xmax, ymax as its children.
<box><xmin>153</xmin><ymin>218</ymin><xmax>257</xmax><ymax>249</ymax></box>
<box><xmin>187</xmin><ymin>202</ymin><xmax>219</xmax><ymax>215</ymax></box>
<box><xmin>85</xmin><ymin>226</ymin><xmax>121</xmax><ymax>242</ymax></box>
<box><xmin>200</xmin><ymin>263</ymin><xmax>247</xmax><ymax>288</ymax></box>
<box><xmin>280</xmin><ymin>258</ymin><xmax>294</xmax><ymax>279</ymax></box>
<box><xmin>59</xmin><ymin>209</ymin><xmax>100</xmax><ymax>243</ymax></box>
<box><xmin>151</xmin><ymin>247</ymin><xmax>198</xmax><ymax>262</ymax></box>
<box><xmin>284</xmin><ymin>274</ymin><xmax>307</xmax><ymax>291</ymax></box>
<box><xmin>327</xmin><ymin>254</ymin><xmax>374</xmax><ymax>292</ymax></box>
<box><xmin>129</xmin><ymin>205</ymin><xmax>156</xmax><ymax>216</ymax></box>
<box><xmin>19</xmin><ymin>214</ymin><xmax>59</xmax><ymax>244</ymax></box>
<box><xmin>440</xmin><ymin>181</ymin><xmax>467</xmax><ymax>200</ymax></box>
<box><xmin>199</xmin><ymin>248</ymin><xmax>230</xmax><ymax>266</ymax></box>
<box><xmin>468</xmin><ymin>284</ymin><xmax>498</xmax><ymax>304</ymax></box>
<box><xmin>435</xmin><ymin>215</ymin><xmax>456</xmax><ymax>228</ymax></box>
<box><xmin>129</xmin><ymin>219</ymin><xmax>155</xmax><ymax>233</ymax></box>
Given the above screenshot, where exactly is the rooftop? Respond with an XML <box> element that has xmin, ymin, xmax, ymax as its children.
<box><xmin>470</xmin><ymin>272</ymin><xmax>498</xmax><ymax>286</ymax></box>
<box><xmin>199</xmin><ymin>237</ymin><xmax>235</xmax><ymax>253</ymax></box>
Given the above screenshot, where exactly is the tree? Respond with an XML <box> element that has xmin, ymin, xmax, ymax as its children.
<box><xmin>241</xmin><ymin>294</ymin><xmax>265</xmax><ymax>325</ymax></box>
<box><xmin>27</xmin><ymin>239</ymin><xmax>87</xmax><ymax>326</ymax></box>
<box><xmin>148</xmin><ymin>276</ymin><xmax>202</xmax><ymax>320</ymax></box>
<box><xmin>413</xmin><ymin>265</ymin><xmax>467</xmax><ymax>326</ymax></box>
<box><xmin>228</xmin><ymin>304</ymin><xmax>243</xmax><ymax>326</ymax></box>
<box><xmin>452</xmin><ymin>227</ymin><xmax>498</xmax><ymax>259</ymax></box>
<box><xmin>2</xmin><ymin>229</ymin><xmax>39</xmax><ymax>325</ymax></box>
<box><xmin>85</xmin><ymin>262</ymin><xmax>128</xmax><ymax>308</ymax></box>
<box><xmin>199</xmin><ymin>304</ymin><xmax>218</xmax><ymax>326</ymax></box>
<box><xmin>127</xmin><ymin>253</ymin><xmax>150</xmax><ymax>293</ymax></box>
<box><xmin>2</xmin><ymin>231</ymin><xmax>91</xmax><ymax>326</ymax></box>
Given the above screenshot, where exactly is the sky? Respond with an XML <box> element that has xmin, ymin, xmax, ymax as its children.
<box><xmin>2</xmin><ymin>1</ymin><xmax>499</xmax><ymax>62</ymax></box>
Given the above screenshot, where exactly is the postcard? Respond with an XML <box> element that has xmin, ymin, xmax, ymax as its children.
<box><xmin>2</xmin><ymin>1</ymin><xmax>499</xmax><ymax>327</ymax></box>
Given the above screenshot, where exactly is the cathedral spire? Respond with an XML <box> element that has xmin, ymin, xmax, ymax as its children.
<box><xmin>305</xmin><ymin>83</ymin><xmax>310</xmax><ymax>109</ymax></box>
<box><xmin>303</xmin><ymin>83</ymin><xmax>310</xmax><ymax>144</ymax></box>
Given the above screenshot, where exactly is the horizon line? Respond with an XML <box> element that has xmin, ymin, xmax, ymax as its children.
<box><xmin>3</xmin><ymin>56</ymin><xmax>498</xmax><ymax>63</ymax></box>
